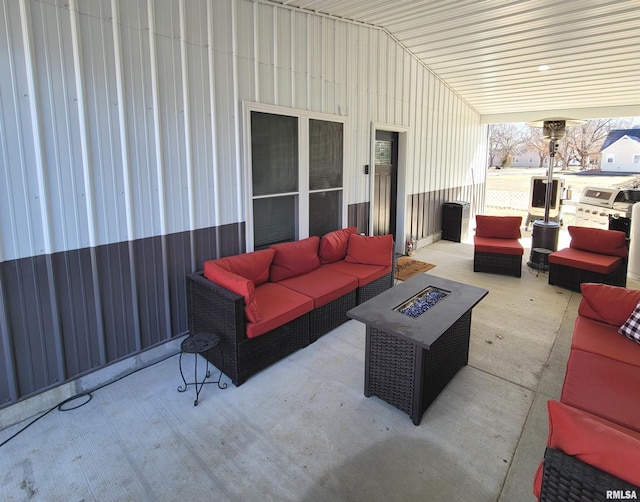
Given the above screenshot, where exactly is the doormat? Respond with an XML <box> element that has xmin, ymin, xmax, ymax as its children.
<box><xmin>394</xmin><ymin>257</ymin><xmax>436</xmax><ymax>281</ymax></box>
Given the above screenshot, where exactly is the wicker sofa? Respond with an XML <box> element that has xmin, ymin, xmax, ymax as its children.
<box><xmin>548</xmin><ymin>226</ymin><xmax>628</xmax><ymax>292</ymax></box>
<box><xmin>473</xmin><ymin>215</ymin><xmax>524</xmax><ymax>277</ymax></box>
<box><xmin>186</xmin><ymin>228</ymin><xmax>394</xmax><ymax>386</ymax></box>
<box><xmin>533</xmin><ymin>283</ymin><xmax>640</xmax><ymax>500</ymax></box>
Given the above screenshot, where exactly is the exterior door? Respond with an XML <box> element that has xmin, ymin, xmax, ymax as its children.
<box><xmin>373</xmin><ymin>131</ymin><xmax>398</xmax><ymax>236</ymax></box>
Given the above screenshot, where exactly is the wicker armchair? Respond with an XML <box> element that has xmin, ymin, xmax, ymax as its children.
<box><xmin>548</xmin><ymin>226</ymin><xmax>628</xmax><ymax>292</ymax></box>
<box><xmin>473</xmin><ymin>215</ymin><xmax>524</xmax><ymax>277</ymax></box>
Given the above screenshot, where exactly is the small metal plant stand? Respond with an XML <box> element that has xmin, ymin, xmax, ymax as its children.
<box><xmin>178</xmin><ymin>332</ymin><xmax>227</xmax><ymax>406</ymax></box>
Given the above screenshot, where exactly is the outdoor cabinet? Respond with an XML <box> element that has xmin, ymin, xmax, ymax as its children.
<box><xmin>442</xmin><ymin>201</ymin><xmax>470</xmax><ymax>242</ymax></box>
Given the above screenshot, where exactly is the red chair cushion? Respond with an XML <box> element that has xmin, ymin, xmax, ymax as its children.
<box><xmin>319</xmin><ymin>227</ymin><xmax>357</xmax><ymax>264</ymax></box>
<box><xmin>277</xmin><ymin>266</ymin><xmax>357</xmax><ymax>308</ymax></box>
<box><xmin>568</xmin><ymin>226</ymin><xmax>628</xmax><ymax>257</ymax></box>
<box><xmin>270</xmin><ymin>236</ymin><xmax>321</xmax><ymax>282</ymax></box>
<box><xmin>548</xmin><ymin>247</ymin><xmax>621</xmax><ymax>274</ymax></box>
<box><xmin>473</xmin><ymin>236</ymin><xmax>524</xmax><ymax>255</ymax></box>
<box><xmin>345</xmin><ymin>234</ymin><xmax>393</xmax><ymax>267</ymax></box>
<box><xmin>578</xmin><ymin>283</ymin><xmax>640</xmax><ymax>327</ymax></box>
<box><xmin>211</xmin><ymin>248</ymin><xmax>275</xmax><ymax>286</ymax></box>
<box><xmin>203</xmin><ymin>263</ymin><xmax>261</xmax><ymax>323</ymax></box>
<box><xmin>245</xmin><ymin>283</ymin><xmax>314</xmax><ymax>339</ymax></box>
<box><xmin>545</xmin><ymin>400</ymin><xmax>640</xmax><ymax>486</ymax></box>
<box><xmin>475</xmin><ymin>215</ymin><xmax>522</xmax><ymax>239</ymax></box>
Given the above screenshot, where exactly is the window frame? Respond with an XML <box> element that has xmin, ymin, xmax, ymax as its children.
<box><xmin>242</xmin><ymin>102</ymin><xmax>348</xmax><ymax>251</ymax></box>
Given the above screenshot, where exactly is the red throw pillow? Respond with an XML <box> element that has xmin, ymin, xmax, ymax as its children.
<box><xmin>319</xmin><ymin>227</ymin><xmax>357</xmax><ymax>264</ymax></box>
<box><xmin>270</xmin><ymin>236</ymin><xmax>321</xmax><ymax>282</ymax></box>
<box><xmin>345</xmin><ymin>234</ymin><xmax>393</xmax><ymax>267</ymax></box>
<box><xmin>579</xmin><ymin>283</ymin><xmax>640</xmax><ymax>327</ymax></box>
<box><xmin>568</xmin><ymin>226</ymin><xmax>628</xmax><ymax>257</ymax></box>
<box><xmin>475</xmin><ymin>215</ymin><xmax>522</xmax><ymax>239</ymax></box>
<box><xmin>214</xmin><ymin>248</ymin><xmax>275</xmax><ymax>286</ymax></box>
<box><xmin>203</xmin><ymin>263</ymin><xmax>261</xmax><ymax>322</ymax></box>
<box><xmin>546</xmin><ymin>400</ymin><xmax>640</xmax><ymax>487</ymax></box>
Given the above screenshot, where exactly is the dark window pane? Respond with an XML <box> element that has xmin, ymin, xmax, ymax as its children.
<box><xmin>253</xmin><ymin>196</ymin><xmax>296</xmax><ymax>249</ymax></box>
<box><xmin>309</xmin><ymin>119</ymin><xmax>343</xmax><ymax>190</ymax></box>
<box><xmin>251</xmin><ymin>112</ymin><xmax>298</xmax><ymax>196</ymax></box>
<box><xmin>309</xmin><ymin>191</ymin><xmax>341</xmax><ymax>237</ymax></box>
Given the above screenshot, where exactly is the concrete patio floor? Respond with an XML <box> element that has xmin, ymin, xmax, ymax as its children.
<box><xmin>1</xmin><ymin>228</ymin><xmax>637</xmax><ymax>501</ymax></box>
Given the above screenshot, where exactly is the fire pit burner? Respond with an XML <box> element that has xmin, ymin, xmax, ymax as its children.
<box><xmin>394</xmin><ymin>286</ymin><xmax>449</xmax><ymax>318</ymax></box>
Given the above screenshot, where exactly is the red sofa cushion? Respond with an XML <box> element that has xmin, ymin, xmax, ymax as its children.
<box><xmin>277</xmin><ymin>266</ymin><xmax>357</xmax><ymax>308</ymax></box>
<box><xmin>270</xmin><ymin>236</ymin><xmax>321</xmax><ymax>282</ymax></box>
<box><xmin>475</xmin><ymin>215</ymin><xmax>522</xmax><ymax>239</ymax></box>
<box><xmin>345</xmin><ymin>234</ymin><xmax>393</xmax><ymax>267</ymax></box>
<box><xmin>578</xmin><ymin>283</ymin><xmax>640</xmax><ymax>327</ymax></box>
<box><xmin>319</xmin><ymin>227</ymin><xmax>357</xmax><ymax>264</ymax></box>
<box><xmin>203</xmin><ymin>263</ymin><xmax>261</xmax><ymax>323</ymax></box>
<box><xmin>245</xmin><ymin>283</ymin><xmax>314</xmax><ymax>339</ymax></box>
<box><xmin>568</xmin><ymin>226</ymin><xmax>628</xmax><ymax>257</ymax></box>
<box><xmin>323</xmin><ymin>260</ymin><xmax>391</xmax><ymax>286</ymax></box>
<box><xmin>545</xmin><ymin>401</ymin><xmax>640</xmax><ymax>487</ymax></box>
<box><xmin>570</xmin><ymin>315</ymin><xmax>640</xmax><ymax>368</ymax></box>
<box><xmin>473</xmin><ymin>235</ymin><xmax>524</xmax><ymax>255</ymax></box>
<box><xmin>561</xmin><ymin>346</ymin><xmax>640</xmax><ymax>432</ymax></box>
<box><xmin>547</xmin><ymin>247</ymin><xmax>621</xmax><ymax>274</ymax></box>
<box><xmin>212</xmin><ymin>248</ymin><xmax>275</xmax><ymax>286</ymax></box>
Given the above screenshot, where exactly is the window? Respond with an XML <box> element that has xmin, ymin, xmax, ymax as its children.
<box><xmin>633</xmin><ymin>154</ymin><xmax>640</xmax><ymax>164</ymax></box>
<box><xmin>607</xmin><ymin>155</ymin><xmax>615</xmax><ymax>164</ymax></box>
<box><xmin>247</xmin><ymin>107</ymin><xmax>345</xmax><ymax>250</ymax></box>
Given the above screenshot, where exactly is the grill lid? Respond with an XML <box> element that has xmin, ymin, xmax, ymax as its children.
<box><xmin>579</xmin><ymin>186</ymin><xmax>625</xmax><ymax>208</ymax></box>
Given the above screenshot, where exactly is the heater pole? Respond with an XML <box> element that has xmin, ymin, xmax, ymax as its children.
<box><xmin>544</xmin><ymin>136</ymin><xmax>556</xmax><ymax>223</ymax></box>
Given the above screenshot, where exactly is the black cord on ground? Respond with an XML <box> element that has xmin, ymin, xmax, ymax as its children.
<box><xmin>0</xmin><ymin>392</ymin><xmax>92</xmax><ymax>448</ymax></box>
<box><xmin>0</xmin><ymin>349</ymin><xmax>179</xmax><ymax>449</ymax></box>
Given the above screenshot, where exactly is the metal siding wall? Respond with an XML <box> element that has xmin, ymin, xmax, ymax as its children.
<box><xmin>0</xmin><ymin>0</ymin><xmax>486</xmax><ymax>408</ymax></box>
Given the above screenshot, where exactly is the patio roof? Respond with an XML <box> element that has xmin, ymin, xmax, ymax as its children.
<box><xmin>267</xmin><ymin>0</ymin><xmax>640</xmax><ymax>122</ymax></box>
<box><xmin>2</xmin><ymin>229</ymin><xmax>637</xmax><ymax>500</ymax></box>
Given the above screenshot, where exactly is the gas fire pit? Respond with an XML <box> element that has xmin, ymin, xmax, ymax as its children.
<box><xmin>394</xmin><ymin>286</ymin><xmax>449</xmax><ymax>318</ymax></box>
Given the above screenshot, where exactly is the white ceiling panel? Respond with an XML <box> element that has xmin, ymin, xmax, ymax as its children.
<box><xmin>267</xmin><ymin>0</ymin><xmax>640</xmax><ymax>121</ymax></box>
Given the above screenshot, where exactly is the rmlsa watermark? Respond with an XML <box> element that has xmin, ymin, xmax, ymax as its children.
<box><xmin>606</xmin><ymin>489</ymin><xmax>638</xmax><ymax>500</ymax></box>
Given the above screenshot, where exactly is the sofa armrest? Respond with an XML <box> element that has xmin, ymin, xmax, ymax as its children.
<box><xmin>539</xmin><ymin>447</ymin><xmax>639</xmax><ymax>501</ymax></box>
<box><xmin>186</xmin><ymin>271</ymin><xmax>246</xmax><ymax>344</ymax></box>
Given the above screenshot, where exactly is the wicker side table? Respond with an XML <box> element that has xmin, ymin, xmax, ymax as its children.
<box><xmin>178</xmin><ymin>332</ymin><xmax>227</xmax><ymax>406</ymax></box>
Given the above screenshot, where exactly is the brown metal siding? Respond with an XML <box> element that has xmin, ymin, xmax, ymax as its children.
<box><xmin>0</xmin><ymin>223</ymin><xmax>244</xmax><ymax>407</ymax></box>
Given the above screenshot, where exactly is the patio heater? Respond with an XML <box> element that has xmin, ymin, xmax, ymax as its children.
<box><xmin>525</xmin><ymin>118</ymin><xmax>584</xmax><ymax>270</ymax></box>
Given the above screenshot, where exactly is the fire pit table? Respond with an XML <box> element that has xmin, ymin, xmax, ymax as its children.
<box><xmin>347</xmin><ymin>274</ymin><xmax>488</xmax><ymax>425</ymax></box>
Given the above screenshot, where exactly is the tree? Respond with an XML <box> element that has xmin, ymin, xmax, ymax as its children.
<box><xmin>488</xmin><ymin>123</ymin><xmax>526</xmax><ymax>168</ymax></box>
<box><xmin>563</xmin><ymin>119</ymin><xmax>613</xmax><ymax>169</ymax></box>
<box><xmin>526</xmin><ymin>117</ymin><xmax>638</xmax><ymax>170</ymax></box>
<box><xmin>523</xmin><ymin>127</ymin><xmax>548</xmax><ymax>168</ymax></box>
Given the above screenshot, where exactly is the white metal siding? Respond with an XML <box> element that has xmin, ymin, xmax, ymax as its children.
<box><xmin>1</xmin><ymin>0</ymin><xmax>486</xmax><ymax>262</ymax></box>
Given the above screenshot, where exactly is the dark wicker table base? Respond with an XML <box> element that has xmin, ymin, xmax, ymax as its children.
<box><xmin>365</xmin><ymin>310</ymin><xmax>472</xmax><ymax>425</ymax></box>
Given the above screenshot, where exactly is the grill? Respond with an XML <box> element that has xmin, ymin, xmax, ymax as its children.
<box><xmin>575</xmin><ymin>186</ymin><xmax>635</xmax><ymax>231</ymax></box>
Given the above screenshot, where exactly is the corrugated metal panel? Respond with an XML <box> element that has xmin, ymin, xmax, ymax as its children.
<box><xmin>269</xmin><ymin>0</ymin><xmax>640</xmax><ymax>119</ymax></box>
<box><xmin>0</xmin><ymin>0</ymin><xmax>486</xmax><ymax>408</ymax></box>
